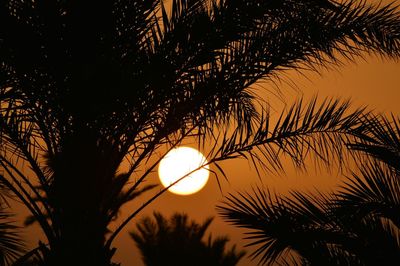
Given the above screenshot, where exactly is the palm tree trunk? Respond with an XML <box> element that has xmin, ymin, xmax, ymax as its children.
<box><xmin>46</xmin><ymin>132</ymin><xmax>118</xmax><ymax>266</ymax></box>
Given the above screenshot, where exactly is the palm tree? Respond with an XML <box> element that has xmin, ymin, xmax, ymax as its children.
<box><xmin>130</xmin><ymin>212</ymin><xmax>245</xmax><ymax>266</ymax></box>
<box><xmin>217</xmin><ymin>116</ymin><xmax>400</xmax><ymax>265</ymax></box>
<box><xmin>1</xmin><ymin>0</ymin><xmax>400</xmax><ymax>265</ymax></box>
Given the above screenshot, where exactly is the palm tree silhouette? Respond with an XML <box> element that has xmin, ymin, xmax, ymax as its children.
<box><xmin>1</xmin><ymin>0</ymin><xmax>400</xmax><ymax>265</ymax></box>
<box><xmin>217</xmin><ymin>116</ymin><xmax>400</xmax><ymax>265</ymax></box>
<box><xmin>130</xmin><ymin>212</ymin><xmax>245</xmax><ymax>266</ymax></box>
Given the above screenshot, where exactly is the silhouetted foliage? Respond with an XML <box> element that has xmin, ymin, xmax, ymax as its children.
<box><xmin>1</xmin><ymin>0</ymin><xmax>400</xmax><ymax>265</ymax></box>
<box><xmin>218</xmin><ymin>116</ymin><xmax>400</xmax><ymax>266</ymax></box>
<box><xmin>130</xmin><ymin>212</ymin><xmax>245</xmax><ymax>266</ymax></box>
<box><xmin>0</xmin><ymin>185</ymin><xmax>25</xmax><ymax>266</ymax></box>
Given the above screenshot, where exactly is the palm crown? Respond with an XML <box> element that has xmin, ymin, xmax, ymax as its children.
<box><xmin>130</xmin><ymin>212</ymin><xmax>245</xmax><ymax>266</ymax></box>
<box><xmin>1</xmin><ymin>0</ymin><xmax>400</xmax><ymax>265</ymax></box>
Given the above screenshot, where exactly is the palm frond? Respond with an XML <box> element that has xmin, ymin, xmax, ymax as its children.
<box><xmin>337</xmin><ymin>160</ymin><xmax>400</xmax><ymax>228</ymax></box>
<box><xmin>209</xmin><ymin>97</ymin><xmax>369</xmax><ymax>176</ymax></box>
<box><xmin>217</xmin><ymin>187</ymin><xmax>338</xmax><ymax>265</ymax></box>
<box><xmin>348</xmin><ymin>115</ymin><xmax>400</xmax><ymax>172</ymax></box>
<box><xmin>0</xmin><ymin>208</ymin><xmax>25</xmax><ymax>266</ymax></box>
<box><xmin>338</xmin><ymin>215</ymin><xmax>400</xmax><ymax>265</ymax></box>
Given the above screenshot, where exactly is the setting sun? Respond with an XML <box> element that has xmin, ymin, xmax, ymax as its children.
<box><xmin>158</xmin><ymin>147</ymin><xmax>210</xmax><ymax>195</ymax></box>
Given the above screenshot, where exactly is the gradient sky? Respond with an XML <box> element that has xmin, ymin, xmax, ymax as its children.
<box><xmin>14</xmin><ymin>1</ymin><xmax>400</xmax><ymax>265</ymax></box>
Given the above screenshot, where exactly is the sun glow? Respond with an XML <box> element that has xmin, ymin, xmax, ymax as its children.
<box><xmin>158</xmin><ymin>147</ymin><xmax>210</xmax><ymax>195</ymax></box>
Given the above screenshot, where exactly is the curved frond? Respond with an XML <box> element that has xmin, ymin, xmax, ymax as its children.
<box><xmin>217</xmin><ymin>187</ymin><xmax>341</xmax><ymax>265</ymax></box>
<box><xmin>337</xmin><ymin>160</ymin><xmax>400</xmax><ymax>228</ymax></box>
<box><xmin>209</xmin><ymin>97</ymin><xmax>369</xmax><ymax>176</ymax></box>
<box><xmin>348</xmin><ymin>115</ymin><xmax>400</xmax><ymax>172</ymax></box>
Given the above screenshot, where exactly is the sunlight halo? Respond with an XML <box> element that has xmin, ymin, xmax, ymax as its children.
<box><xmin>158</xmin><ymin>147</ymin><xmax>209</xmax><ymax>195</ymax></box>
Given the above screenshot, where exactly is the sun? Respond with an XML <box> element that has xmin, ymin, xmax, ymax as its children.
<box><xmin>158</xmin><ymin>147</ymin><xmax>210</xmax><ymax>195</ymax></box>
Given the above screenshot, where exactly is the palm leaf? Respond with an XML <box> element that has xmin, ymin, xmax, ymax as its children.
<box><xmin>337</xmin><ymin>160</ymin><xmax>400</xmax><ymax>228</ymax></box>
<box><xmin>217</xmin><ymin>188</ymin><xmax>323</xmax><ymax>265</ymax></box>
<box><xmin>209</xmin><ymin>97</ymin><xmax>370</xmax><ymax>176</ymax></box>
<box><xmin>0</xmin><ymin>208</ymin><xmax>25</xmax><ymax>266</ymax></box>
<box><xmin>348</xmin><ymin>115</ymin><xmax>400</xmax><ymax>172</ymax></box>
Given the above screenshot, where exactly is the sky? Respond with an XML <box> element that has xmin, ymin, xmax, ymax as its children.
<box><xmin>13</xmin><ymin>1</ymin><xmax>400</xmax><ymax>265</ymax></box>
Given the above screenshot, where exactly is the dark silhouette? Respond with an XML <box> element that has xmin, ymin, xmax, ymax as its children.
<box><xmin>130</xmin><ymin>212</ymin><xmax>245</xmax><ymax>266</ymax></box>
<box><xmin>0</xmin><ymin>211</ymin><xmax>24</xmax><ymax>266</ymax></box>
<box><xmin>0</xmin><ymin>186</ymin><xmax>25</xmax><ymax>266</ymax></box>
<box><xmin>1</xmin><ymin>0</ymin><xmax>400</xmax><ymax>265</ymax></box>
<box><xmin>218</xmin><ymin>116</ymin><xmax>400</xmax><ymax>265</ymax></box>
